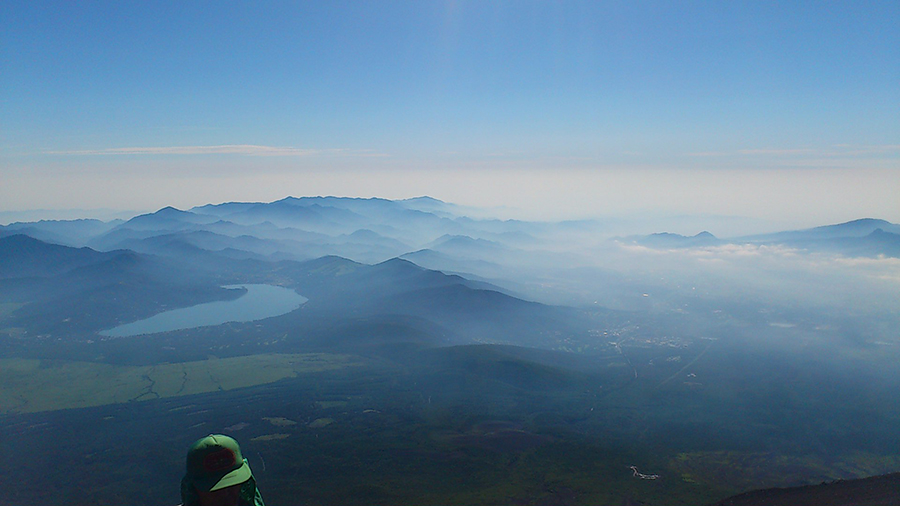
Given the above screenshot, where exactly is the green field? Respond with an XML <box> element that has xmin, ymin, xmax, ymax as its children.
<box><xmin>0</xmin><ymin>353</ymin><xmax>365</xmax><ymax>414</ymax></box>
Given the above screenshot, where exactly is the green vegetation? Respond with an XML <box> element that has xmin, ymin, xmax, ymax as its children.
<box><xmin>0</xmin><ymin>353</ymin><xmax>365</xmax><ymax>414</ymax></box>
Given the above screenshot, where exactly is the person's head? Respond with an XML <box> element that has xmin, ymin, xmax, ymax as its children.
<box><xmin>181</xmin><ymin>434</ymin><xmax>253</xmax><ymax>506</ymax></box>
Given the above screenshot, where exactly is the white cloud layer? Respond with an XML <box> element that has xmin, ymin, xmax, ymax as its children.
<box><xmin>610</xmin><ymin>240</ymin><xmax>900</xmax><ymax>308</ymax></box>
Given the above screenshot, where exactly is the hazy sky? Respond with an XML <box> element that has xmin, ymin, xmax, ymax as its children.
<box><xmin>2</xmin><ymin>1</ymin><xmax>898</xmax><ymax>226</ymax></box>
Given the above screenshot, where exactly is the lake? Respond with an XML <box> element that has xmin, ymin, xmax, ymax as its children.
<box><xmin>100</xmin><ymin>284</ymin><xmax>307</xmax><ymax>337</ymax></box>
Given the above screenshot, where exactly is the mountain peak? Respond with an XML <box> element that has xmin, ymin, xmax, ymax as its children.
<box><xmin>401</xmin><ymin>196</ymin><xmax>444</xmax><ymax>204</ymax></box>
<box><xmin>0</xmin><ymin>234</ymin><xmax>113</xmax><ymax>278</ymax></box>
<box><xmin>805</xmin><ymin>218</ymin><xmax>899</xmax><ymax>238</ymax></box>
<box><xmin>839</xmin><ymin>218</ymin><xmax>890</xmax><ymax>226</ymax></box>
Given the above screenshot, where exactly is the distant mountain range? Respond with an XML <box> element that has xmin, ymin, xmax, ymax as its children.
<box><xmin>747</xmin><ymin>218</ymin><xmax>900</xmax><ymax>241</ymax></box>
<box><xmin>0</xmin><ymin>218</ymin><xmax>120</xmax><ymax>247</ymax></box>
<box><xmin>621</xmin><ymin>218</ymin><xmax>900</xmax><ymax>258</ymax></box>
<box><xmin>1</xmin><ymin>196</ymin><xmax>526</xmax><ymax>265</ymax></box>
<box><xmin>4</xmin><ymin>198</ymin><xmax>897</xmax><ymax>324</ymax></box>
<box><xmin>0</xmin><ymin>231</ymin><xmax>591</xmax><ymax>353</ymax></box>
<box><xmin>627</xmin><ymin>231</ymin><xmax>722</xmax><ymax>249</ymax></box>
<box><xmin>6</xmin><ymin>199</ymin><xmax>896</xmax><ymax>264</ymax></box>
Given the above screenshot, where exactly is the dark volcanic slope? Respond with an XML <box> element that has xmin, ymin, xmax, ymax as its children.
<box><xmin>708</xmin><ymin>472</ymin><xmax>900</xmax><ymax>506</ymax></box>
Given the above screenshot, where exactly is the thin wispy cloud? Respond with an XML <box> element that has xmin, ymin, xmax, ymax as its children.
<box><xmin>47</xmin><ymin>145</ymin><xmax>387</xmax><ymax>157</ymax></box>
<box><xmin>831</xmin><ymin>144</ymin><xmax>900</xmax><ymax>156</ymax></box>
<box><xmin>736</xmin><ymin>148</ymin><xmax>816</xmax><ymax>156</ymax></box>
<box><xmin>687</xmin><ymin>145</ymin><xmax>900</xmax><ymax>158</ymax></box>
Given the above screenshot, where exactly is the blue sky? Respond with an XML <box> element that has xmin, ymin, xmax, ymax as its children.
<box><xmin>2</xmin><ymin>1</ymin><xmax>898</xmax><ymax>226</ymax></box>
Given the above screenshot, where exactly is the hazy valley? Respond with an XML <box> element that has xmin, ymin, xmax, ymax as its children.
<box><xmin>1</xmin><ymin>197</ymin><xmax>899</xmax><ymax>506</ymax></box>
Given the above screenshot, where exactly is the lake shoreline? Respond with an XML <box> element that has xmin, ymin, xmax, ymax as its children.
<box><xmin>100</xmin><ymin>284</ymin><xmax>308</xmax><ymax>337</ymax></box>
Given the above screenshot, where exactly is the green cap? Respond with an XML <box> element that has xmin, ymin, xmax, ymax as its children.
<box><xmin>185</xmin><ymin>434</ymin><xmax>253</xmax><ymax>492</ymax></box>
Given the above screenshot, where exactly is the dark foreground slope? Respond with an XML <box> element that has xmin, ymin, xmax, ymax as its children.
<box><xmin>709</xmin><ymin>472</ymin><xmax>900</xmax><ymax>506</ymax></box>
